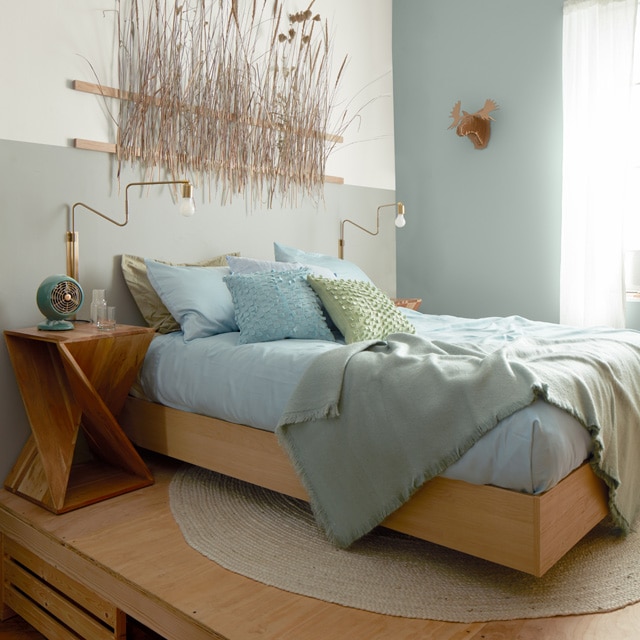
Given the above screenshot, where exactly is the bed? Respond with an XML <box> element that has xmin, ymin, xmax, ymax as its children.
<box><xmin>116</xmin><ymin>245</ymin><xmax>640</xmax><ymax>577</ymax></box>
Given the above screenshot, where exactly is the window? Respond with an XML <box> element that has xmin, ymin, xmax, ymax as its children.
<box><xmin>560</xmin><ymin>0</ymin><xmax>639</xmax><ymax>328</ymax></box>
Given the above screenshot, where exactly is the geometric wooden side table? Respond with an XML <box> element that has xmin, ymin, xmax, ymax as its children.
<box><xmin>3</xmin><ymin>323</ymin><xmax>155</xmax><ymax>513</ymax></box>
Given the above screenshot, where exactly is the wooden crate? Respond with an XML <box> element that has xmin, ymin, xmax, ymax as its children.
<box><xmin>1</xmin><ymin>534</ymin><xmax>125</xmax><ymax>639</ymax></box>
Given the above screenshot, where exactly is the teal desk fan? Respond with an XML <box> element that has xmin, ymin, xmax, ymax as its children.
<box><xmin>36</xmin><ymin>275</ymin><xmax>84</xmax><ymax>331</ymax></box>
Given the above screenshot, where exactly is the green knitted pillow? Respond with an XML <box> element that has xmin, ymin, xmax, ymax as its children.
<box><xmin>307</xmin><ymin>275</ymin><xmax>415</xmax><ymax>344</ymax></box>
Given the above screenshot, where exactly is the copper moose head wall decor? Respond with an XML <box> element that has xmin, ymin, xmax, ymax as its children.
<box><xmin>448</xmin><ymin>99</ymin><xmax>499</xmax><ymax>150</ymax></box>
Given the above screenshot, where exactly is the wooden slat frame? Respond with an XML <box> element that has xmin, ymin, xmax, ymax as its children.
<box><xmin>0</xmin><ymin>503</ymin><xmax>217</xmax><ymax>640</ymax></box>
<box><xmin>71</xmin><ymin>80</ymin><xmax>345</xmax><ymax>185</ymax></box>
<box><xmin>2</xmin><ymin>535</ymin><xmax>126</xmax><ymax>639</ymax></box>
<box><xmin>72</xmin><ymin>80</ymin><xmax>345</xmax><ymax>144</ymax></box>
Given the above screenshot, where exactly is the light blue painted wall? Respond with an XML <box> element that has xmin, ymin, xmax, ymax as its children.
<box><xmin>393</xmin><ymin>0</ymin><xmax>564</xmax><ymax>322</ymax></box>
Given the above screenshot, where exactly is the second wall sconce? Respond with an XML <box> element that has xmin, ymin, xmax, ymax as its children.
<box><xmin>339</xmin><ymin>202</ymin><xmax>406</xmax><ymax>260</ymax></box>
<box><xmin>66</xmin><ymin>180</ymin><xmax>195</xmax><ymax>281</ymax></box>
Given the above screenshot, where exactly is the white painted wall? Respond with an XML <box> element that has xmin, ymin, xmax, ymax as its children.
<box><xmin>0</xmin><ymin>0</ymin><xmax>395</xmax><ymax>190</ymax></box>
<box><xmin>0</xmin><ymin>0</ymin><xmax>396</xmax><ymax>481</ymax></box>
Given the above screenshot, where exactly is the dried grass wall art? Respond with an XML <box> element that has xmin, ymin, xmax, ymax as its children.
<box><xmin>115</xmin><ymin>0</ymin><xmax>349</xmax><ymax>207</ymax></box>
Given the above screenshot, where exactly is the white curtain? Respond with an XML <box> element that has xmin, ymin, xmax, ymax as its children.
<box><xmin>560</xmin><ymin>0</ymin><xmax>638</xmax><ymax>328</ymax></box>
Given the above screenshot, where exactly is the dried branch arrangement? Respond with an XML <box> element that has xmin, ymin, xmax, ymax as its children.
<box><xmin>116</xmin><ymin>0</ymin><xmax>349</xmax><ymax>207</ymax></box>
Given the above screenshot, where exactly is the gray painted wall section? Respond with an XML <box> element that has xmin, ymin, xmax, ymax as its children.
<box><xmin>393</xmin><ymin>0</ymin><xmax>564</xmax><ymax>322</ymax></box>
<box><xmin>0</xmin><ymin>139</ymin><xmax>393</xmax><ymax>480</ymax></box>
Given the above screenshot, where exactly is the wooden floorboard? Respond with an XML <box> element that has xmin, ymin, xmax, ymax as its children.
<box><xmin>0</xmin><ymin>616</ymin><xmax>161</xmax><ymax>640</ymax></box>
<box><xmin>0</xmin><ymin>616</ymin><xmax>47</xmax><ymax>640</ymax></box>
<box><xmin>1</xmin><ymin>453</ymin><xmax>640</xmax><ymax>640</ymax></box>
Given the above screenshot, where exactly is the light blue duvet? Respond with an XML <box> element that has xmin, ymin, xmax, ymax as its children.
<box><xmin>139</xmin><ymin>311</ymin><xmax>598</xmax><ymax>495</ymax></box>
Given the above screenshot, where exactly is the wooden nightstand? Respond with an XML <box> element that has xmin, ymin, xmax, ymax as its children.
<box><xmin>4</xmin><ymin>322</ymin><xmax>155</xmax><ymax>513</ymax></box>
<box><xmin>393</xmin><ymin>298</ymin><xmax>422</xmax><ymax>311</ymax></box>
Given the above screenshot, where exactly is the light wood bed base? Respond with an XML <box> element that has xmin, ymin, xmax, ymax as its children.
<box><xmin>119</xmin><ymin>395</ymin><xmax>609</xmax><ymax>577</ymax></box>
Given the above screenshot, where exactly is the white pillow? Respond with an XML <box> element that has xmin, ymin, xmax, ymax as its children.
<box><xmin>227</xmin><ymin>254</ymin><xmax>335</xmax><ymax>279</ymax></box>
<box><xmin>273</xmin><ymin>242</ymin><xmax>372</xmax><ymax>283</ymax></box>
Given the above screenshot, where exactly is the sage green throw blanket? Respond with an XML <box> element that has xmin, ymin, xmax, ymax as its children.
<box><xmin>276</xmin><ymin>331</ymin><xmax>640</xmax><ymax>548</ymax></box>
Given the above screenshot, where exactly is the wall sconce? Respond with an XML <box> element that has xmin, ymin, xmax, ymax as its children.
<box><xmin>66</xmin><ymin>180</ymin><xmax>195</xmax><ymax>281</ymax></box>
<box><xmin>338</xmin><ymin>202</ymin><xmax>406</xmax><ymax>260</ymax></box>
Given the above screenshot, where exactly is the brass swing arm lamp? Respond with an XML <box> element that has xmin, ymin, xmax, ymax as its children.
<box><xmin>66</xmin><ymin>180</ymin><xmax>196</xmax><ymax>281</ymax></box>
<box><xmin>338</xmin><ymin>202</ymin><xmax>406</xmax><ymax>260</ymax></box>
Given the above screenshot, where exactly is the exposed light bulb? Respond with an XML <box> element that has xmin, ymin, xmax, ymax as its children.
<box><xmin>180</xmin><ymin>196</ymin><xmax>196</xmax><ymax>217</ymax></box>
<box><xmin>180</xmin><ymin>182</ymin><xmax>196</xmax><ymax>216</ymax></box>
<box><xmin>395</xmin><ymin>201</ymin><xmax>406</xmax><ymax>228</ymax></box>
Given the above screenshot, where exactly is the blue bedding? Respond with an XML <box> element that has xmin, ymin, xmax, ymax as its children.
<box><xmin>138</xmin><ymin>311</ymin><xmax>595</xmax><ymax>494</ymax></box>
<box><xmin>276</xmin><ymin>328</ymin><xmax>640</xmax><ymax>546</ymax></box>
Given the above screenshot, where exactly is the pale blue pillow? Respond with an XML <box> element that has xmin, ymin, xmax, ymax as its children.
<box><xmin>145</xmin><ymin>259</ymin><xmax>238</xmax><ymax>341</ymax></box>
<box><xmin>223</xmin><ymin>269</ymin><xmax>335</xmax><ymax>345</ymax></box>
<box><xmin>227</xmin><ymin>255</ymin><xmax>339</xmax><ymax>335</ymax></box>
<box><xmin>273</xmin><ymin>242</ymin><xmax>373</xmax><ymax>283</ymax></box>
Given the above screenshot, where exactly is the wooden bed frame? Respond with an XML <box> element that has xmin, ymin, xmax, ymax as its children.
<box><xmin>119</xmin><ymin>395</ymin><xmax>610</xmax><ymax>577</ymax></box>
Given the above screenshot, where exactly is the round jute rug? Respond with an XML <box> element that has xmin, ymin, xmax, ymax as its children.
<box><xmin>169</xmin><ymin>465</ymin><xmax>640</xmax><ymax>623</ymax></box>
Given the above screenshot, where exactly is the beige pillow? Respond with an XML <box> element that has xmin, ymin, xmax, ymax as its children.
<box><xmin>121</xmin><ymin>253</ymin><xmax>239</xmax><ymax>333</ymax></box>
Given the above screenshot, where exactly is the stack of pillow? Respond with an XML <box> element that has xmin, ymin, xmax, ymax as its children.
<box><xmin>121</xmin><ymin>243</ymin><xmax>415</xmax><ymax>345</ymax></box>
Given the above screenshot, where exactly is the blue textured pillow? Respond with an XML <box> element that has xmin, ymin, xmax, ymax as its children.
<box><xmin>273</xmin><ymin>242</ymin><xmax>372</xmax><ymax>283</ymax></box>
<box><xmin>224</xmin><ymin>269</ymin><xmax>335</xmax><ymax>344</ymax></box>
<box><xmin>145</xmin><ymin>260</ymin><xmax>238</xmax><ymax>341</ymax></box>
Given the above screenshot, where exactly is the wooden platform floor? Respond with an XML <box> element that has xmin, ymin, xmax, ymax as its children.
<box><xmin>1</xmin><ymin>453</ymin><xmax>640</xmax><ymax>640</ymax></box>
